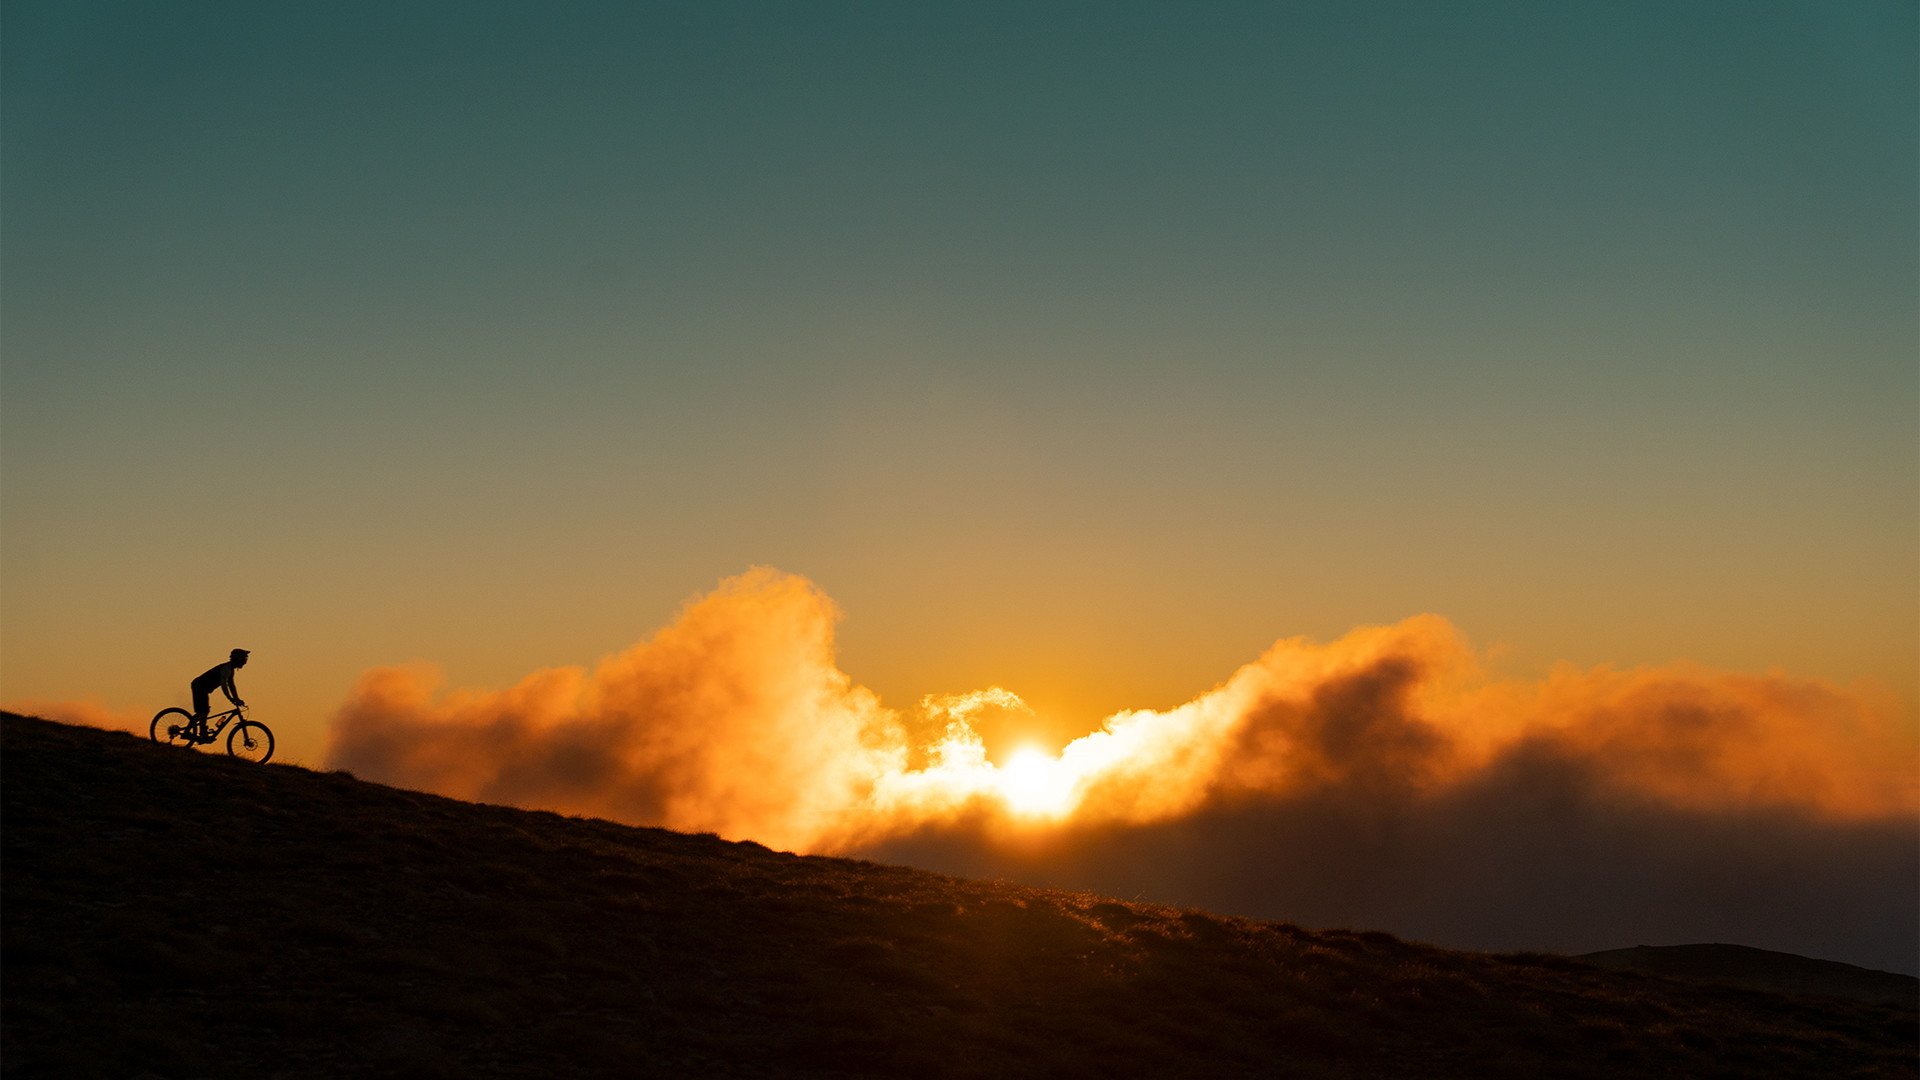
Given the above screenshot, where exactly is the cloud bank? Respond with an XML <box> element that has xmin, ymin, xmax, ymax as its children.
<box><xmin>327</xmin><ymin>568</ymin><xmax>1918</xmax><ymax>972</ymax></box>
<box><xmin>329</xmin><ymin>570</ymin><xmax>899</xmax><ymax>852</ymax></box>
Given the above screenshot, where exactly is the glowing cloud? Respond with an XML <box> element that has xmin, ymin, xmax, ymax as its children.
<box><xmin>3</xmin><ymin>697</ymin><xmax>150</xmax><ymax>737</ymax></box>
<box><xmin>324</xmin><ymin>569</ymin><xmax>1915</xmax><ymax>851</ymax></box>
<box><xmin>327</xmin><ymin>568</ymin><xmax>905</xmax><ymax>851</ymax></box>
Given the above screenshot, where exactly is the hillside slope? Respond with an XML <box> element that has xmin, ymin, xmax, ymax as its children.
<box><xmin>1579</xmin><ymin>944</ymin><xmax>1916</xmax><ymax>1007</ymax></box>
<box><xmin>3</xmin><ymin>713</ymin><xmax>1914</xmax><ymax>1079</ymax></box>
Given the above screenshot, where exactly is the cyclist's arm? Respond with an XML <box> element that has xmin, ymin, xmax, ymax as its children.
<box><xmin>223</xmin><ymin>666</ymin><xmax>244</xmax><ymax>706</ymax></box>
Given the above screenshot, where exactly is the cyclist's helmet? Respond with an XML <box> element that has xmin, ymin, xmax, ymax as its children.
<box><xmin>231</xmin><ymin>648</ymin><xmax>250</xmax><ymax>660</ymax></box>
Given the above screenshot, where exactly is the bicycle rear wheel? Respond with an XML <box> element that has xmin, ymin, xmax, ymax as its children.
<box><xmin>150</xmin><ymin>708</ymin><xmax>196</xmax><ymax>748</ymax></box>
<box><xmin>226</xmin><ymin>720</ymin><xmax>274</xmax><ymax>764</ymax></box>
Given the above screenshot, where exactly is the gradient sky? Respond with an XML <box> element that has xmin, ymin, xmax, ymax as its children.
<box><xmin>4</xmin><ymin>1</ymin><xmax>1914</xmax><ymax>762</ymax></box>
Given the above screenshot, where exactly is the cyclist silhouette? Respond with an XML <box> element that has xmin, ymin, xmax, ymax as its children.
<box><xmin>191</xmin><ymin>649</ymin><xmax>250</xmax><ymax>721</ymax></box>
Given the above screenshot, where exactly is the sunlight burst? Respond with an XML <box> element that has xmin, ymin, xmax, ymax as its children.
<box><xmin>997</xmin><ymin>746</ymin><xmax>1073</xmax><ymax>818</ymax></box>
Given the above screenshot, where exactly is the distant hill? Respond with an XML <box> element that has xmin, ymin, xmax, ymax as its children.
<box><xmin>1578</xmin><ymin>944</ymin><xmax>1917</xmax><ymax>1007</ymax></box>
<box><xmin>4</xmin><ymin>712</ymin><xmax>1914</xmax><ymax>1079</ymax></box>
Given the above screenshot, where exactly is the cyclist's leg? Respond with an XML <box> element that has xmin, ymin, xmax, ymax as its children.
<box><xmin>191</xmin><ymin>685</ymin><xmax>210</xmax><ymax>720</ymax></box>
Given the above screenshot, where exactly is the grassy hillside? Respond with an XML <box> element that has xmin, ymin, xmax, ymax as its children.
<box><xmin>3</xmin><ymin>712</ymin><xmax>1913</xmax><ymax>1079</ymax></box>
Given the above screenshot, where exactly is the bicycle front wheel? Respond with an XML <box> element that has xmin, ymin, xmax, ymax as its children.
<box><xmin>226</xmin><ymin>720</ymin><xmax>274</xmax><ymax>764</ymax></box>
<box><xmin>150</xmin><ymin>708</ymin><xmax>196</xmax><ymax>748</ymax></box>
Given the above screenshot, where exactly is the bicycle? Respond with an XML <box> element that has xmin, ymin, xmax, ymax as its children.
<box><xmin>149</xmin><ymin>703</ymin><xmax>275</xmax><ymax>764</ymax></box>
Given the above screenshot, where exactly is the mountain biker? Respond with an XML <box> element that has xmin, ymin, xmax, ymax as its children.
<box><xmin>191</xmin><ymin>649</ymin><xmax>250</xmax><ymax>725</ymax></box>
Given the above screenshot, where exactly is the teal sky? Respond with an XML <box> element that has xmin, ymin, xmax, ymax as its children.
<box><xmin>4</xmin><ymin>2</ymin><xmax>1915</xmax><ymax>758</ymax></box>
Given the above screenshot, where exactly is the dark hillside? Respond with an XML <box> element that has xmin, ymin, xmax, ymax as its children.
<box><xmin>4</xmin><ymin>713</ymin><xmax>1914</xmax><ymax>1079</ymax></box>
<box><xmin>1579</xmin><ymin>945</ymin><xmax>1917</xmax><ymax>1007</ymax></box>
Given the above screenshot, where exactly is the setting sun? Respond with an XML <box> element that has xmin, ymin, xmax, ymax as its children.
<box><xmin>998</xmin><ymin>746</ymin><xmax>1074</xmax><ymax>818</ymax></box>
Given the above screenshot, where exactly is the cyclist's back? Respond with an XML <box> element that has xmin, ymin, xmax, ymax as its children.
<box><xmin>191</xmin><ymin>648</ymin><xmax>250</xmax><ymax>719</ymax></box>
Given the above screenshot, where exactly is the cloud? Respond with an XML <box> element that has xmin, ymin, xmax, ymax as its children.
<box><xmin>323</xmin><ymin>568</ymin><xmax>1919</xmax><ymax>972</ymax></box>
<box><xmin>6</xmin><ymin>697</ymin><xmax>152</xmax><ymax>737</ymax></box>
<box><xmin>863</xmin><ymin>712</ymin><xmax>1919</xmax><ymax>976</ymax></box>
<box><xmin>327</xmin><ymin>568</ymin><xmax>903</xmax><ymax>852</ymax></box>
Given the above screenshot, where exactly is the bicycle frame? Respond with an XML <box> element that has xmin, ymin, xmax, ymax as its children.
<box><xmin>190</xmin><ymin>705</ymin><xmax>247</xmax><ymax>741</ymax></box>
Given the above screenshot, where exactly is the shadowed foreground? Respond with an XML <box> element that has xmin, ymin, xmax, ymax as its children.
<box><xmin>3</xmin><ymin>713</ymin><xmax>1913</xmax><ymax>1079</ymax></box>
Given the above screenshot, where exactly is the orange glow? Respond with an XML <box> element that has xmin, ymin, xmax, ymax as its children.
<box><xmin>301</xmin><ymin>569</ymin><xmax>1918</xmax><ymax>857</ymax></box>
<box><xmin>4</xmin><ymin>698</ymin><xmax>149</xmax><ymax>737</ymax></box>
<box><xmin>996</xmin><ymin>746</ymin><xmax>1074</xmax><ymax>818</ymax></box>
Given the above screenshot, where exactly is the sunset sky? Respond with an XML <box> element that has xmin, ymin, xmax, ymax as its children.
<box><xmin>5</xmin><ymin>1</ymin><xmax>1914</xmax><ymax>769</ymax></box>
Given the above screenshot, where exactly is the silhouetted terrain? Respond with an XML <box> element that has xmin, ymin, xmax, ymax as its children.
<box><xmin>4</xmin><ymin>713</ymin><xmax>1914</xmax><ymax>1079</ymax></box>
<box><xmin>1578</xmin><ymin>944</ymin><xmax>1916</xmax><ymax>1007</ymax></box>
